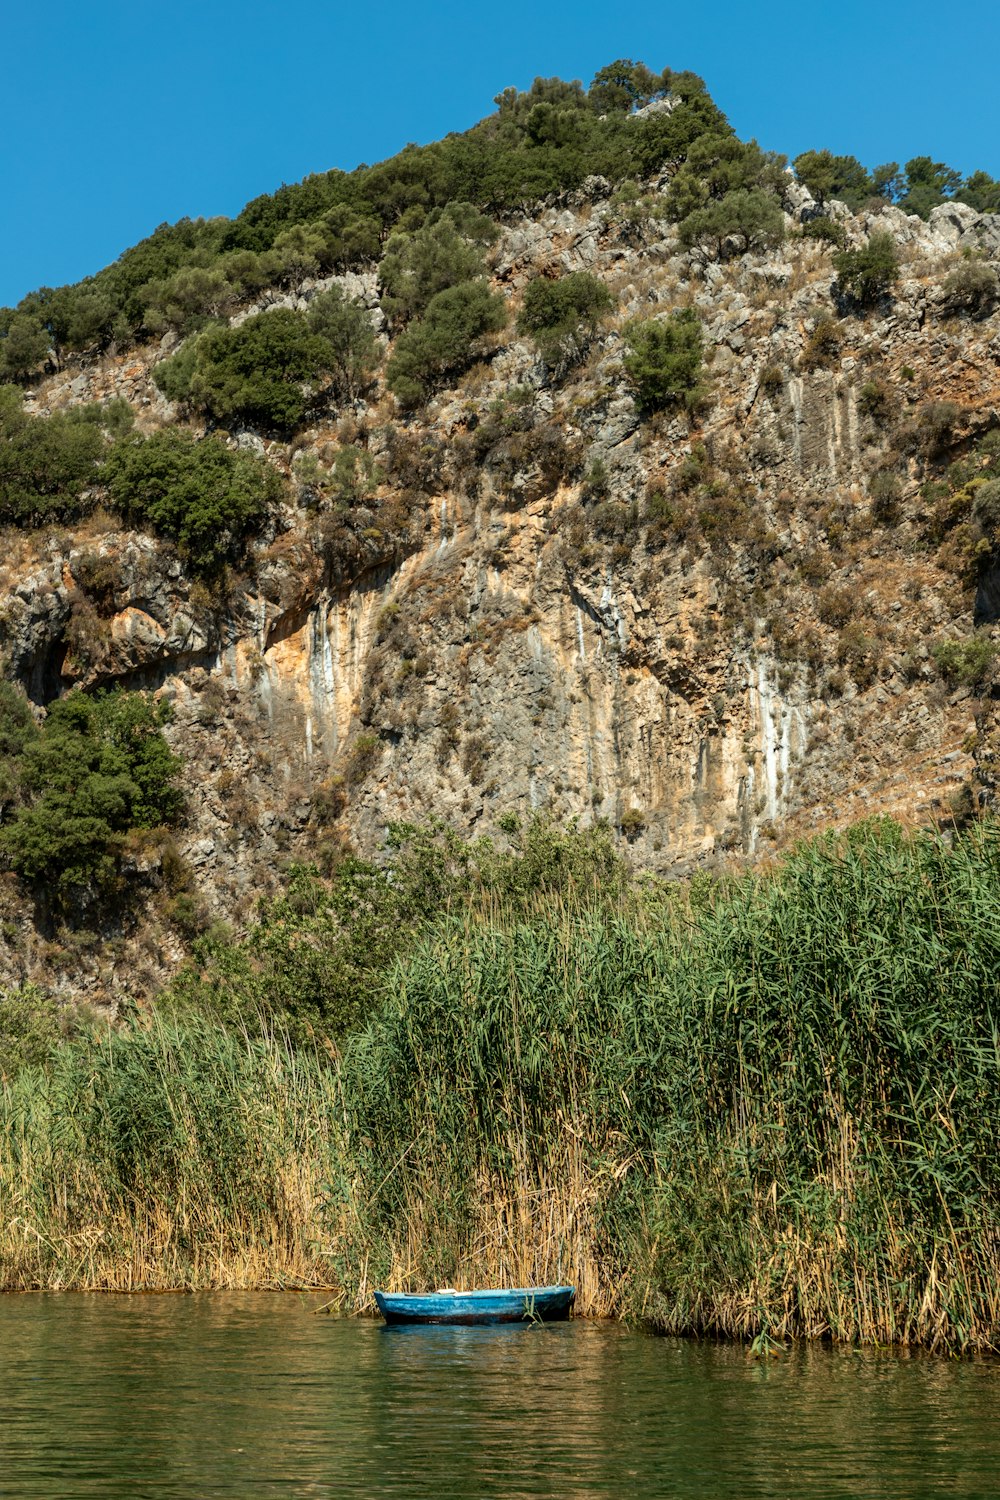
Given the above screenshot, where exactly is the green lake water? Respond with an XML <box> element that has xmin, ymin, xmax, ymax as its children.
<box><xmin>3</xmin><ymin>1294</ymin><xmax>1000</xmax><ymax>1498</ymax></box>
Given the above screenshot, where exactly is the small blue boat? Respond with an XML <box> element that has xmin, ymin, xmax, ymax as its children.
<box><xmin>374</xmin><ymin>1284</ymin><xmax>575</xmax><ymax>1326</ymax></box>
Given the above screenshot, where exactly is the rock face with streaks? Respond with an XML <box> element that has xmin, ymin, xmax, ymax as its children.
<box><xmin>4</xmin><ymin>186</ymin><xmax>1000</xmax><ymax>1003</ymax></box>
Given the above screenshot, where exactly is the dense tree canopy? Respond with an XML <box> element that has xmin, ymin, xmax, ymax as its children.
<box><xmin>154</xmin><ymin>309</ymin><xmax>338</xmax><ymax>434</ymax></box>
<box><xmin>386</xmin><ymin>279</ymin><xmax>507</xmax><ymax>406</ymax></box>
<box><xmin>378</xmin><ymin>205</ymin><xmax>496</xmax><ymax>328</ymax></box>
<box><xmin>0</xmin><ymin>687</ymin><xmax>182</xmax><ymax>911</ymax></box>
<box><xmin>0</xmin><ymin>387</ymin><xmax>131</xmax><ymax>528</ymax></box>
<box><xmin>104</xmin><ymin>429</ymin><xmax>282</xmax><ymax>571</ymax></box>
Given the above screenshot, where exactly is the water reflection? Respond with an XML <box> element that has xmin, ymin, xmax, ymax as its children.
<box><xmin>1</xmin><ymin>1294</ymin><xmax>999</xmax><ymax>1497</ymax></box>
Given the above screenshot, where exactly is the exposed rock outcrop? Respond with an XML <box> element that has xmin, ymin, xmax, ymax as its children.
<box><xmin>5</xmin><ymin>189</ymin><xmax>1000</xmax><ymax>1004</ymax></box>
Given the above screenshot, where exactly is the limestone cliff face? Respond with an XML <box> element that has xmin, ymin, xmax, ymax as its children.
<box><xmin>4</xmin><ymin>188</ymin><xmax>1000</xmax><ymax>1002</ymax></box>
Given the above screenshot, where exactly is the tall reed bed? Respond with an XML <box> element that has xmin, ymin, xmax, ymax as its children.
<box><xmin>340</xmin><ymin>820</ymin><xmax>1000</xmax><ymax>1350</ymax></box>
<box><xmin>0</xmin><ymin>1015</ymin><xmax>342</xmax><ymax>1289</ymax></box>
<box><xmin>4</xmin><ymin>818</ymin><xmax>1000</xmax><ymax>1351</ymax></box>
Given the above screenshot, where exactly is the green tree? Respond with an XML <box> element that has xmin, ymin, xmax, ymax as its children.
<box><xmin>622</xmin><ymin>308</ymin><xmax>705</xmax><ymax>412</ymax></box>
<box><xmin>678</xmin><ymin>188</ymin><xmax>785</xmax><ymax>260</ymax></box>
<box><xmin>959</xmin><ymin>171</ymin><xmax>1000</xmax><ymax>214</ymax></box>
<box><xmin>0</xmin><ymin>386</ymin><xmax>118</xmax><ymax>527</ymax></box>
<box><xmin>386</xmin><ymin>280</ymin><xmax>507</xmax><ymax>407</ymax></box>
<box><xmin>870</xmin><ymin>162</ymin><xmax>904</xmax><ymax>202</ymax></box>
<box><xmin>794</xmin><ymin>149</ymin><xmax>871</xmax><ymax>209</ymax></box>
<box><xmin>305</xmin><ymin>287</ymin><xmax>380</xmax><ymax>402</ymax></box>
<box><xmin>899</xmin><ymin>157</ymin><xmax>963</xmax><ymax>218</ymax></box>
<box><xmin>140</xmin><ymin>266</ymin><xmax>235</xmax><ymax>335</ymax></box>
<box><xmin>0</xmin><ymin>689</ymin><xmax>182</xmax><ymax>910</ymax></box>
<box><xmin>379</xmin><ymin>206</ymin><xmax>496</xmax><ymax>327</ymax></box>
<box><xmin>154</xmin><ymin>308</ymin><xmax>335</xmax><ymax>434</ymax></box>
<box><xmin>588</xmin><ymin>59</ymin><xmax>663</xmax><ymax>114</ymax></box>
<box><xmin>104</xmin><ymin>429</ymin><xmax>282</xmax><ymax>571</ymax></box>
<box><xmin>941</xmin><ymin>259</ymin><xmax>999</xmax><ymax>317</ymax></box>
<box><xmin>516</xmin><ymin>271</ymin><xmax>612</xmax><ymax>361</ymax></box>
<box><xmin>0</xmin><ymin>317</ymin><xmax>50</xmax><ymax>381</ymax></box>
<box><xmin>834</xmin><ymin>231</ymin><xmax>900</xmax><ymax>306</ymax></box>
<box><xmin>316</xmin><ymin>204</ymin><xmax>382</xmax><ymax>268</ymax></box>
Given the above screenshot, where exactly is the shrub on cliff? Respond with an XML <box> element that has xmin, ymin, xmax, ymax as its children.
<box><xmin>677</xmin><ymin>188</ymin><xmax>785</xmax><ymax>260</ymax></box>
<box><xmin>305</xmin><ymin>287</ymin><xmax>380</xmax><ymax>402</ymax></box>
<box><xmin>0</xmin><ymin>687</ymin><xmax>182</xmax><ymax>912</ymax></box>
<box><xmin>104</xmin><ymin>429</ymin><xmax>282</xmax><ymax>571</ymax></box>
<box><xmin>834</xmin><ymin>231</ymin><xmax>900</xmax><ymax>306</ymax></box>
<box><xmin>666</xmin><ymin>134</ymin><xmax>787</xmax><ymax>222</ymax></box>
<box><xmin>153</xmin><ymin>308</ymin><xmax>336</xmax><ymax>435</ymax></box>
<box><xmin>516</xmin><ymin>271</ymin><xmax>612</xmax><ymax>362</ymax></box>
<box><xmin>622</xmin><ymin>309</ymin><xmax>705</xmax><ymax>412</ymax></box>
<box><xmin>379</xmin><ymin>206</ymin><xmax>496</xmax><ymax>328</ymax></box>
<box><xmin>386</xmin><ymin>280</ymin><xmax>507</xmax><ymax>407</ymax></box>
<box><xmin>0</xmin><ymin>388</ymin><xmax>131</xmax><ymax>528</ymax></box>
<box><xmin>0</xmin><ymin>316</ymin><xmax>51</xmax><ymax>381</ymax></box>
<box><xmin>940</xmin><ymin>259</ymin><xmax>999</xmax><ymax>318</ymax></box>
<box><xmin>793</xmin><ymin>149</ymin><xmax>871</xmax><ymax>209</ymax></box>
<box><xmin>140</xmin><ymin>266</ymin><xmax>238</xmax><ymax>337</ymax></box>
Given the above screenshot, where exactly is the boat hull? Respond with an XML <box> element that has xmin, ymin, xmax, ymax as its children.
<box><xmin>374</xmin><ymin>1285</ymin><xmax>575</xmax><ymax>1326</ymax></box>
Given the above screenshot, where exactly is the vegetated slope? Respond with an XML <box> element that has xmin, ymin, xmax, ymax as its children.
<box><xmin>0</xmin><ymin>58</ymin><xmax>999</xmax><ymax>1015</ymax></box>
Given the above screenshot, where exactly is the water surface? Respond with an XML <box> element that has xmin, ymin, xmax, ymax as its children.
<box><xmin>2</xmin><ymin>1294</ymin><xmax>999</xmax><ymax>1497</ymax></box>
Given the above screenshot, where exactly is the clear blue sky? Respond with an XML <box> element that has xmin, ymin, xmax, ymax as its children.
<box><xmin>3</xmin><ymin>0</ymin><xmax>998</xmax><ymax>307</ymax></box>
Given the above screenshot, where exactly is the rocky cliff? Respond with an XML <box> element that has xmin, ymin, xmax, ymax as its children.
<box><xmin>4</xmin><ymin>182</ymin><xmax>1000</xmax><ymax>1005</ymax></box>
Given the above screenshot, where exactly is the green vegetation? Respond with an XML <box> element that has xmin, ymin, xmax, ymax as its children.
<box><xmin>170</xmin><ymin>816</ymin><xmax>624</xmax><ymax>1040</ymax></box>
<box><xmin>941</xmin><ymin>257</ymin><xmax>999</xmax><ymax>317</ymax></box>
<box><xmin>386</xmin><ymin>279</ymin><xmax>506</xmax><ymax>406</ymax></box>
<box><xmin>516</xmin><ymin>271</ymin><xmax>613</xmax><ymax>361</ymax></box>
<box><xmin>104</xmin><ymin>428</ymin><xmax>283</xmax><ymax>571</ymax></box>
<box><xmin>0</xmin><ymin>686</ymin><xmax>182</xmax><ymax>913</ymax></box>
<box><xmin>304</xmin><ymin>287</ymin><xmax>381</xmax><ymax>403</ymax></box>
<box><xmin>793</xmin><ymin>149</ymin><xmax>871</xmax><ymax>210</ymax></box>
<box><xmin>799</xmin><ymin>216</ymin><xmax>847</xmax><ymax>248</ymax></box>
<box><xmin>154</xmin><ymin>309</ymin><xmax>337</xmax><ymax>434</ymax></box>
<box><xmin>378</xmin><ymin>205</ymin><xmax>496</xmax><ymax>327</ymax></box>
<box><xmin>623</xmin><ymin>308</ymin><xmax>705</xmax><ymax>412</ymax></box>
<box><xmin>931</xmin><ymin>635</ymin><xmax>997</xmax><ymax>687</ymax></box>
<box><xmin>0</xmin><ymin>387</ymin><xmax>131</xmax><ymax>527</ymax></box>
<box><xmin>677</xmin><ymin>188</ymin><xmax>785</xmax><ymax>260</ymax></box>
<box><xmin>154</xmin><ymin>292</ymin><xmax>378</xmax><ymax>432</ymax></box>
<box><xmin>0</xmin><ymin>318</ymin><xmax>52</xmax><ymax>381</ymax></box>
<box><xmin>833</xmin><ymin>231</ymin><xmax>901</xmax><ymax>306</ymax></box>
<box><xmin>0</xmin><ymin>1014</ymin><xmax>341</xmax><ymax>1288</ymax></box>
<box><xmin>923</xmin><ymin>429</ymin><xmax>1000</xmax><ymax>581</ymax></box>
<box><xmin>2</xmin><ymin>59</ymin><xmax>998</xmax><ymax>381</ymax></box>
<box><xmin>5</xmin><ymin>817</ymin><xmax>1000</xmax><ymax>1355</ymax></box>
<box><xmin>792</xmin><ymin>151</ymin><xmax>1000</xmax><ymax>219</ymax></box>
<box><xmin>0</xmin><ymin>63</ymin><xmax>727</xmax><ymax>367</ymax></box>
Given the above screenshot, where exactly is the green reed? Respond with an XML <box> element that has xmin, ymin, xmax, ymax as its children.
<box><xmin>4</xmin><ymin>817</ymin><xmax>1000</xmax><ymax>1350</ymax></box>
<box><xmin>340</xmin><ymin>819</ymin><xmax>1000</xmax><ymax>1349</ymax></box>
<box><xmin>0</xmin><ymin>1013</ymin><xmax>343</xmax><ymax>1289</ymax></box>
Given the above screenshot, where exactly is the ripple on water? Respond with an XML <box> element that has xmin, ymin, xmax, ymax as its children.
<box><xmin>2</xmin><ymin>1294</ymin><xmax>1000</xmax><ymax>1498</ymax></box>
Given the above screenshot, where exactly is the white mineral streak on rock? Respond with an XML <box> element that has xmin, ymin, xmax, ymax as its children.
<box><xmin>751</xmin><ymin>660</ymin><xmax>808</xmax><ymax>845</ymax></box>
<box><xmin>788</xmin><ymin>376</ymin><xmax>804</xmax><ymax>468</ymax></box>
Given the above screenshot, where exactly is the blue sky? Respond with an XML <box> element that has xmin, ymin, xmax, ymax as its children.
<box><xmin>3</xmin><ymin>0</ymin><xmax>998</xmax><ymax>307</ymax></box>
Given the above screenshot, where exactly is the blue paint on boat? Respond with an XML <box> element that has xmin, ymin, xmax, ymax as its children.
<box><xmin>374</xmin><ymin>1285</ymin><xmax>575</xmax><ymax>1326</ymax></box>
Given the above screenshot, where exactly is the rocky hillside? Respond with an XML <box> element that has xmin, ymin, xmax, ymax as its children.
<box><xmin>3</xmin><ymin>70</ymin><xmax>1000</xmax><ymax>1007</ymax></box>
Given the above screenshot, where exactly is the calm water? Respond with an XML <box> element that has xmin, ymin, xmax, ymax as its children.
<box><xmin>3</xmin><ymin>1295</ymin><xmax>1000</xmax><ymax>1498</ymax></box>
